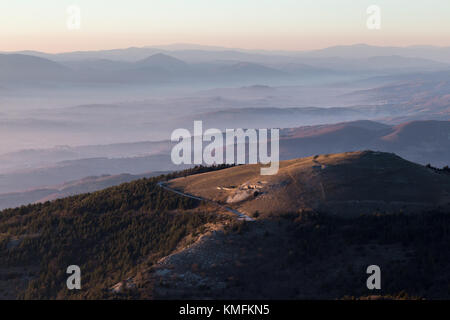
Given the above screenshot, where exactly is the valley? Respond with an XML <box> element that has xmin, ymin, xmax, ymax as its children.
<box><xmin>1</xmin><ymin>42</ymin><xmax>449</xmax><ymax>301</ymax></box>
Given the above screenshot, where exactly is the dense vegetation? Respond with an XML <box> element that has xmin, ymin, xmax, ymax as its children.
<box><xmin>183</xmin><ymin>209</ymin><xmax>450</xmax><ymax>300</ymax></box>
<box><xmin>0</xmin><ymin>165</ymin><xmax>232</xmax><ymax>299</ymax></box>
<box><xmin>1</xmin><ymin>162</ymin><xmax>449</xmax><ymax>299</ymax></box>
<box><xmin>426</xmin><ymin>163</ymin><xmax>450</xmax><ymax>174</ymax></box>
<box><xmin>288</xmin><ymin>210</ymin><xmax>450</xmax><ymax>299</ymax></box>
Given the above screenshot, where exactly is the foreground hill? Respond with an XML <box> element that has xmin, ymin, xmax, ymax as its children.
<box><xmin>0</xmin><ymin>165</ymin><xmax>232</xmax><ymax>299</ymax></box>
<box><xmin>168</xmin><ymin>151</ymin><xmax>450</xmax><ymax>217</ymax></box>
<box><xmin>1</xmin><ymin>154</ymin><xmax>450</xmax><ymax>300</ymax></box>
<box><xmin>135</xmin><ymin>209</ymin><xmax>450</xmax><ymax>300</ymax></box>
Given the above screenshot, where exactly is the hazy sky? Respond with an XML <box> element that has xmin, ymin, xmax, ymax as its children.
<box><xmin>1</xmin><ymin>0</ymin><xmax>449</xmax><ymax>52</ymax></box>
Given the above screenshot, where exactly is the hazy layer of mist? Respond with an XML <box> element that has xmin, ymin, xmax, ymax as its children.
<box><xmin>1</xmin><ymin>44</ymin><xmax>449</xmax><ymax>208</ymax></box>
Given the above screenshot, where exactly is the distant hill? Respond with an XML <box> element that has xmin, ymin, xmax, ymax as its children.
<box><xmin>135</xmin><ymin>53</ymin><xmax>188</xmax><ymax>72</ymax></box>
<box><xmin>381</xmin><ymin>121</ymin><xmax>450</xmax><ymax>144</ymax></box>
<box><xmin>0</xmin><ymin>54</ymin><xmax>71</xmax><ymax>82</ymax></box>
<box><xmin>0</xmin><ymin>154</ymin><xmax>182</xmax><ymax>194</ymax></box>
<box><xmin>298</xmin><ymin>44</ymin><xmax>450</xmax><ymax>64</ymax></box>
<box><xmin>0</xmin><ymin>139</ymin><xmax>171</xmax><ymax>172</ymax></box>
<box><xmin>280</xmin><ymin>120</ymin><xmax>450</xmax><ymax>167</ymax></box>
<box><xmin>0</xmin><ymin>172</ymin><xmax>164</xmax><ymax>210</ymax></box>
<box><xmin>282</xmin><ymin>120</ymin><xmax>391</xmax><ymax>139</ymax></box>
<box><xmin>350</xmin><ymin>74</ymin><xmax>450</xmax><ymax>102</ymax></box>
<box><xmin>365</xmin><ymin>55</ymin><xmax>447</xmax><ymax>70</ymax></box>
<box><xmin>191</xmin><ymin>106</ymin><xmax>365</xmax><ymax>129</ymax></box>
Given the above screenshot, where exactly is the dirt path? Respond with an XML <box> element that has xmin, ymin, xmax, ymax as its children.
<box><xmin>157</xmin><ymin>181</ymin><xmax>254</xmax><ymax>221</ymax></box>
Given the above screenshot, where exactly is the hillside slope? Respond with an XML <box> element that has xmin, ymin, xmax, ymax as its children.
<box><xmin>169</xmin><ymin>151</ymin><xmax>450</xmax><ymax>217</ymax></box>
<box><xmin>1</xmin><ymin>154</ymin><xmax>450</xmax><ymax>300</ymax></box>
<box><xmin>0</xmin><ymin>166</ymin><xmax>232</xmax><ymax>299</ymax></box>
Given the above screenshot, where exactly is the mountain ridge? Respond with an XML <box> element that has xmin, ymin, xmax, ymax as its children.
<box><xmin>168</xmin><ymin>150</ymin><xmax>450</xmax><ymax>217</ymax></box>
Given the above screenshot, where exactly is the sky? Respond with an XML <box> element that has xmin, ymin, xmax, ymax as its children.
<box><xmin>1</xmin><ymin>0</ymin><xmax>449</xmax><ymax>53</ymax></box>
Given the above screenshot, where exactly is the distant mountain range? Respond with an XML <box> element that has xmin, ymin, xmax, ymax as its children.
<box><xmin>10</xmin><ymin>43</ymin><xmax>450</xmax><ymax>63</ymax></box>
<box><xmin>297</xmin><ymin>44</ymin><xmax>450</xmax><ymax>63</ymax></box>
<box><xmin>0</xmin><ymin>53</ymin><xmax>293</xmax><ymax>86</ymax></box>
<box><xmin>2</xmin><ymin>44</ymin><xmax>449</xmax><ymax>87</ymax></box>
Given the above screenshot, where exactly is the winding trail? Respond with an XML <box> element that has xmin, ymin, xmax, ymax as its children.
<box><xmin>157</xmin><ymin>181</ymin><xmax>254</xmax><ymax>221</ymax></box>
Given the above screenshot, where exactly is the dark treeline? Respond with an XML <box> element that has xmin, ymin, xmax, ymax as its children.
<box><xmin>0</xmin><ymin>165</ymin><xmax>232</xmax><ymax>299</ymax></box>
<box><xmin>425</xmin><ymin>163</ymin><xmax>450</xmax><ymax>174</ymax></box>
<box><xmin>277</xmin><ymin>210</ymin><xmax>450</xmax><ymax>299</ymax></box>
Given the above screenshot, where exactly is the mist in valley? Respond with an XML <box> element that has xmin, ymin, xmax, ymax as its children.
<box><xmin>1</xmin><ymin>44</ymin><xmax>449</xmax><ymax>209</ymax></box>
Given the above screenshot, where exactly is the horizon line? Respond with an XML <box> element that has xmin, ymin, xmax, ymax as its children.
<box><xmin>2</xmin><ymin>42</ymin><xmax>450</xmax><ymax>55</ymax></box>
